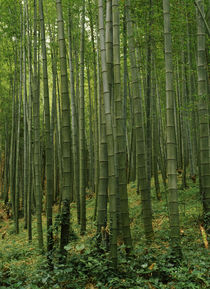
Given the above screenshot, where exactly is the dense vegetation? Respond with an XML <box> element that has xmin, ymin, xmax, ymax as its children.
<box><xmin>0</xmin><ymin>182</ymin><xmax>209</xmax><ymax>288</ymax></box>
<box><xmin>0</xmin><ymin>0</ymin><xmax>209</xmax><ymax>288</ymax></box>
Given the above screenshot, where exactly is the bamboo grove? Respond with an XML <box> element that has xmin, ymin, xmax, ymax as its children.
<box><xmin>0</xmin><ymin>0</ymin><xmax>209</xmax><ymax>268</ymax></box>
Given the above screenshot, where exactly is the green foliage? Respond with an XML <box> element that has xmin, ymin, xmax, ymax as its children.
<box><xmin>1</xmin><ymin>229</ymin><xmax>209</xmax><ymax>288</ymax></box>
<box><xmin>0</xmin><ymin>182</ymin><xmax>209</xmax><ymax>288</ymax></box>
<box><xmin>0</xmin><ymin>239</ymin><xmax>42</xmax><ymax>288</ymax></box>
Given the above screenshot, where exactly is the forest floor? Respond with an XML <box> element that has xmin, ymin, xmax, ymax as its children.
<box><xmin>0</xmin><ymin>177</ymin><xmax>209</xmax><ymax>289</ymax></box>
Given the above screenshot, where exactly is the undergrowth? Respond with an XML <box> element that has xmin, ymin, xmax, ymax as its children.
<box><xmin>0</xmin><ymin>181</ymin><xmax>209</xmax><ymax>288</ymax></box>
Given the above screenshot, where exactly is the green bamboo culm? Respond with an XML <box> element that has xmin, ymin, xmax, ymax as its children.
<box><xmin>15</xmin><ymin>12</ymin><xmax>22</xmax><ymax>234</ymax></box>
<box><xmin>112</xmin><ymin>0</ymin><xmax>132</xmax><ymax>252</ymax></box>
<box><xmin>88</xmin><ymin>0</ymin><xmax>99</xmax><ymax>222</ymax></box>
<box><xmin>126</xmin><ymin>0</ymin><xmax>154</xmax><ymax>241</ymax></box>
<box><xmin>39</xmin><ymin>0</ymin><xmax>54</xmax><ymax>257</ymax></box>
<box><xmin>97</xmin><ymin>90</ymin><xmax>108</xmax><ymax>236</ymax></box>
<box><xmin>98</xmin><ymin>0</ymin><xmax>118</xmax><ymax>268</ymax></box>
<box><xmin>163</xmin><ymin>0</ymin><xmax>182</xmax><ymax>258</ymax></box>
<box><xmin>56</xmin><ymin>0</ymin><xmax>72</xmax><ymax>258</ymax></box>
<box><xmin>196</xmin><ymin>0</ymin><xmax>210</xmax><ymax>234</ymax></box>
<box><xmin>96</xmin><ymin>20</ymin><xmax>108</xmax><ymax>236</ymax></box>
<box><xmin>25</xmin><ymin>0</ymin><xmax>33</xmax><ymax>244</ymax></box>
<box><xmin>68</xmin><ymin>10</ymin><xmax>80</xmax><ymax>225</ymax></box>
<box><xmin>79</xmin><ymin>0</ymin><xmax>86</xmax><ymax>235</ymax></box>
<box><xmin>23</xmin><ymin>0</ymin><xmax>28</xmax><ymax>231</ymax></box>
<box><xmin>33</xmin><ymin>0</ymin><xmax>44</xmax><ymax>250</ymax></box>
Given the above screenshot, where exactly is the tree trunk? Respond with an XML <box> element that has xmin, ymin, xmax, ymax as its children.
<box><xmin>79</xmin><ymin>0</ymin><xmax>86</xmax><ymax>235</ymax></box>
<box><xmin>98</xmin><ymin>0</ymin><xmax>118</xmax><ymax>267</ymax></box>
<box><xmin>68</xmin><ymin>12</ymin><xmax>80</xmax><ymax>223</ymax></box>
<box><xmin>39</xmin><ymin>0</ymin><xmax>54</xmax><ymax>254</ymax></box>
<box><xmin>126</xmin><ymin>0</ymin><xmax>154</xmax><ymax>240</ymax></box>
<box><xmin>56</xmin><ymin>0</ymin><xmax>72</xmax><ymax>257</ymax></box>
<box><xmin>112</xmin><ymin>0</ymin><xmax>132</xmax><ymax>251</ymax></box>
<box><xmin>15</xmin><ymin>8</ymin><xmax>23</xmax><ymax>233</ymax></box>
<box><xmin>163</xmin><ymin>0</ymin><xmax>181</xmax><ymax>257</ymax></box>
<box><xmin>25</xmin><ymin>0</ymin><xmax>32</xmax><ymax>242</ymax></box>
<box><xmin>196</xmin><ymin>0</ymin><xmax>210</xmax><ymax>232</ymax></box>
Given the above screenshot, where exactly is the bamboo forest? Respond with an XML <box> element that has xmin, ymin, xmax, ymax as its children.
<box><xmin>0</xmin><ymin>0</ymin><xmax>209</xmax><ymax>288</ymax></box>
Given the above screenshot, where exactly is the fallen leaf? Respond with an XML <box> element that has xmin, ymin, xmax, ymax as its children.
<box><xmin>149</xmin><ymin>263</ymin><xmax>155</xmax><ymax>270</ymax></box>
<box><xmin>200</xmin><ymin>225</ymin><xmax>208</xmax><ymax>249</ymax></box>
